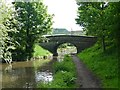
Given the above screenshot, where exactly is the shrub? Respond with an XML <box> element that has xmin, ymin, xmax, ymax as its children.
<box><xmin>37</xmin><ymin>55</ymin><xmax>77</xmax><ymax>88</ymax></box>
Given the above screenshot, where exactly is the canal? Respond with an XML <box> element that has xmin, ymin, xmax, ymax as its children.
<box><xmin>0</xmin><ymin>44</ymin><xmax>77</xmax><ymax>88</ymax></box>
<box><xmin>1</xmin><ymin>56</ymin><xmax>56</xmax><ymax>88</ymax></box>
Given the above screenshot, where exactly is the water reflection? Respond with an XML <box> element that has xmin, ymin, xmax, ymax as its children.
<box><xmin>2</xmin><ymin>67</ymin><xmax>36</xmax><ymax>88</ymax></box>
<box><xmin>57</xmin><ymin>44</ymin><xmax>77</xmax><ymax>55</ymax></box>
<box><xmin>57</xmin><ymin>45</ymin><xmax>77</xmax><ymax>62</ymax></box>
<box><xmin>35</xmin><ymin>71</ymin><xmax>53</xmax><ymax>83</ymax></box>
<box><xmin>1</xmin><ymin>58</ymin><xmax>54</xmax><ymax>88</ymax></box>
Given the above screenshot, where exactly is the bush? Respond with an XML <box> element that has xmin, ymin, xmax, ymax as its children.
<box><xmin>37</xmin><ymin>55</ymin><xmax>77</xmax><ymax>88</ymax></box>
<box><xmin>53</xmin><ymin>55</ymin><xmax>76</xmax><ymax>74</ymax></box>
<box><xmin>53</xmin><ymin>62</ymin><xmax>70</xmax><ymax>73</ymax></box>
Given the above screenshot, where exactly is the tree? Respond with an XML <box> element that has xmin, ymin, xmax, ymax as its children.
<box><xmin>12</xmin><ymin>1</ymin><xmax>53</xmax><ymax>60</ymax></box>
<box><xmin>75</xmin><ymin>2</ymin><xmax>111</xmax><ymax>52</ymax></box>
<box><xmin>0</xmin><ymin>0</ymin><xmax>17</xmax><ymax>63</ymax></box>
<box><xmin>107</xmin><ymin>2</ymin><xmax>120</xmax><ymax>57</ymax></box>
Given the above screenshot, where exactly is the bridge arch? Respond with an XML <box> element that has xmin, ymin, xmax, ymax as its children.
<box><xmin>56</xmin><ymin>42</ymin><xmax>77</xmax><ymax>55</ymax></box>
<box><xmin>39</xmin><ymin>35</ymin><xmax>97</xmax><ymax>56</ymax></box>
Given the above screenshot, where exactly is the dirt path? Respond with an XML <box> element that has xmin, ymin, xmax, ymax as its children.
<box><xmin>71</xmin><ymin>54</ymin><xmax>101</xmax><ymax>88</ymax></box>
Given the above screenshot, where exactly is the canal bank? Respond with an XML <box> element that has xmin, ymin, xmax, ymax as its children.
<box><xmin>37</xmin><ymin>55</ymin><xmax>77</xmax><ymax>88</ymax></box>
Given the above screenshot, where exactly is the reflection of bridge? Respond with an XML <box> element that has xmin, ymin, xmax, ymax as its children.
<box><xmin>39</xmin><ymin>35</ymin><xmax>97</xmax><ymax>56</ymax></box>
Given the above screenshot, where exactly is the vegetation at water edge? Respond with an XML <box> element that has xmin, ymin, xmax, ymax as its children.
<box><xmin>37</xmin><ymin>55</ymin><xmax>78</xmax><ymax>88</ymax></box>
<box><xmin>0</xmin><ymin>0</ymin><xmax>53</xmax><ymax>63</ymax></box>
<box><xmin>33</xmin><ymin>44</ymin><xmax>52</xmax><ymax>57</ymax></box>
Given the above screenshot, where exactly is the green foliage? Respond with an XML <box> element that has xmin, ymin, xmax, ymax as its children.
<box><xmin>12</xmin><ymin>1</ymin><xmax>53</xmax><ymax>60</ymax></box>
<box><xmin>33</xmin><ymin>44</ymin><xmax>51</xmax><ymax>57</ymax></box>
<box><xmin>37</xmin><ymin>55</ymin><xmax>77</xmax><ymax>88</ymax></box>
<box><xmin>38</xmin><ymin>71</ymin><xmax>76</xmax><ymax>88</ymax></box>
<box><xmin>0</xmin><ymin>1</ymin><xmax>53</xmax><ymax>62</ymax></box>
<box><xmin>78</xmin><ymin>43</ymin><xmax>118</xmax><ymax>88</ymax></box>
<box><xmin>76</xmin><ymin>2</ymin><xmax>120</xmax><ymax>52</ymax></box>
<box><xmin>53</xmin><ymin>62</ymin><xmax>70</xmax><ymax>73</ymax></box>
<box><xmin>0</xmin><ymin>0</ymin><xmax>17</xmax><ymax>63</ymax></box>
<box><xmin>60</xmin><ymin>71</ymin><xmax>76</xmax><ymax>86</ymax></box>
<box><xmin>76</xmin><ymin>2</ymin><xmax>119</xmax><ymax>86</ymax></box>
<box><xmin>107</xmin><ymin>2</ymin><xmax>120</xmax><ymax>56</ymax></box>
<box><xmin>53</xmin><ymin>55</ymin><xmax>75</xmax><ymax>73</ymax></box>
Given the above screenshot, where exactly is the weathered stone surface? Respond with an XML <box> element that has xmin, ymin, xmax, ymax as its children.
<box><xmin>39</xmin><ymin>35</ymin><xmax>97</xmax><ymax>56</ymax></box>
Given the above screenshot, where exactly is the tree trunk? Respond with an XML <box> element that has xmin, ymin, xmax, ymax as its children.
<box><xmin>102</xmin><ymin>35</ymin><xmax>106</xmax><ymax>52</ymax></box>
<box><xmin>25</xmin><ymin>3</ymin><xmax>30</xmax><ymax>60</ymax></box>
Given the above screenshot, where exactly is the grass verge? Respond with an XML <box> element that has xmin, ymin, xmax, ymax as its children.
<box><xmin>37</xmin><ymin>55</ymin><xmax>78</xmax><ymax>88</ymax></box>
<box><xmin>78</xmin><ymin>43</ymin><xmax>118</xmax><ymax>88</ymax></box>
<box><xmin>33</xmin><ymin>44</ymin><xmax>52</xmax><ymax>57</ymax></box>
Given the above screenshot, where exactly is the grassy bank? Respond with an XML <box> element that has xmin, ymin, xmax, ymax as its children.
<box><xmin>37</xmin><ymin>55</ymin><xmax>78</xmax><ymax>88</ymax></box>
<box><xmin>33</xmin><ymin>44</ymin><xmax>52</xmax><ymax>57</ymax></box>
<box><xmin>32</xmin><ymin>44</ymin><xmax>52</xmax><ymax>69</ymax></box>
<box><xmin>78</xmin><ymin>44</ymin><xmax>118</xmax><ymax>88</ymax></box>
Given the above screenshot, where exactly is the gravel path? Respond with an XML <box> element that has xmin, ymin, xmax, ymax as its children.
<box><xmin>71</xmin><ymin>54</ymin><xmax>101</xmax><ymax>88</ymax></box>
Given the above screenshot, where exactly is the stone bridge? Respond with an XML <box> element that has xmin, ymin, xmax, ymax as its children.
<box><xmin>39</xmin><ymin>35</ymin><xmax>97</xmax><ymax>56</ymax></box>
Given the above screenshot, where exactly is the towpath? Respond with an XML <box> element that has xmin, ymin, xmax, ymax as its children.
<box><xmin>71</xmin><ymin>54</ymin><xmax>101</xmax><ymax>88</ymax></box>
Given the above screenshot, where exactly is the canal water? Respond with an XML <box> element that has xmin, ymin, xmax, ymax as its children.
<box><xmin>0</xmin><ymin>46</ymin><xmax>77</xmax><ymax>88</ymax></box>
<box><xmin>0</xmin><ymin>57</ymin><xmax>58</xmax><ymax>88</ymax></box>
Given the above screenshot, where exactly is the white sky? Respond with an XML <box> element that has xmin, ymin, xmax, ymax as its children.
<box><xmin>43</xmin><ymin>0</ymin><xmax>83</xmax><ymax>31</ymax></box>
<box><xmin>5</xmin><ymin>0</ymin><xmax>83</xmax><ymax>31</ymax></box>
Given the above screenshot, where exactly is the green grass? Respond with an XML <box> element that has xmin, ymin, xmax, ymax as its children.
<box><xmin>32</xmin><ymin>44</ymin><xmax>52</xmax><ymax>70</ymax></box>
<box><xmin>78</xmin><ymin>44</ymin><xmax>118</xmax><ymax>88</ymax></box>
<box><xmin>33</xmin><ymin>44</ymin><xmax>52</xmax><ymax>57</ymax></box>
<box><xmin>37</xmin><ymin>55</ymin><xmax>78</xmax><ymax>88</ymax></box>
